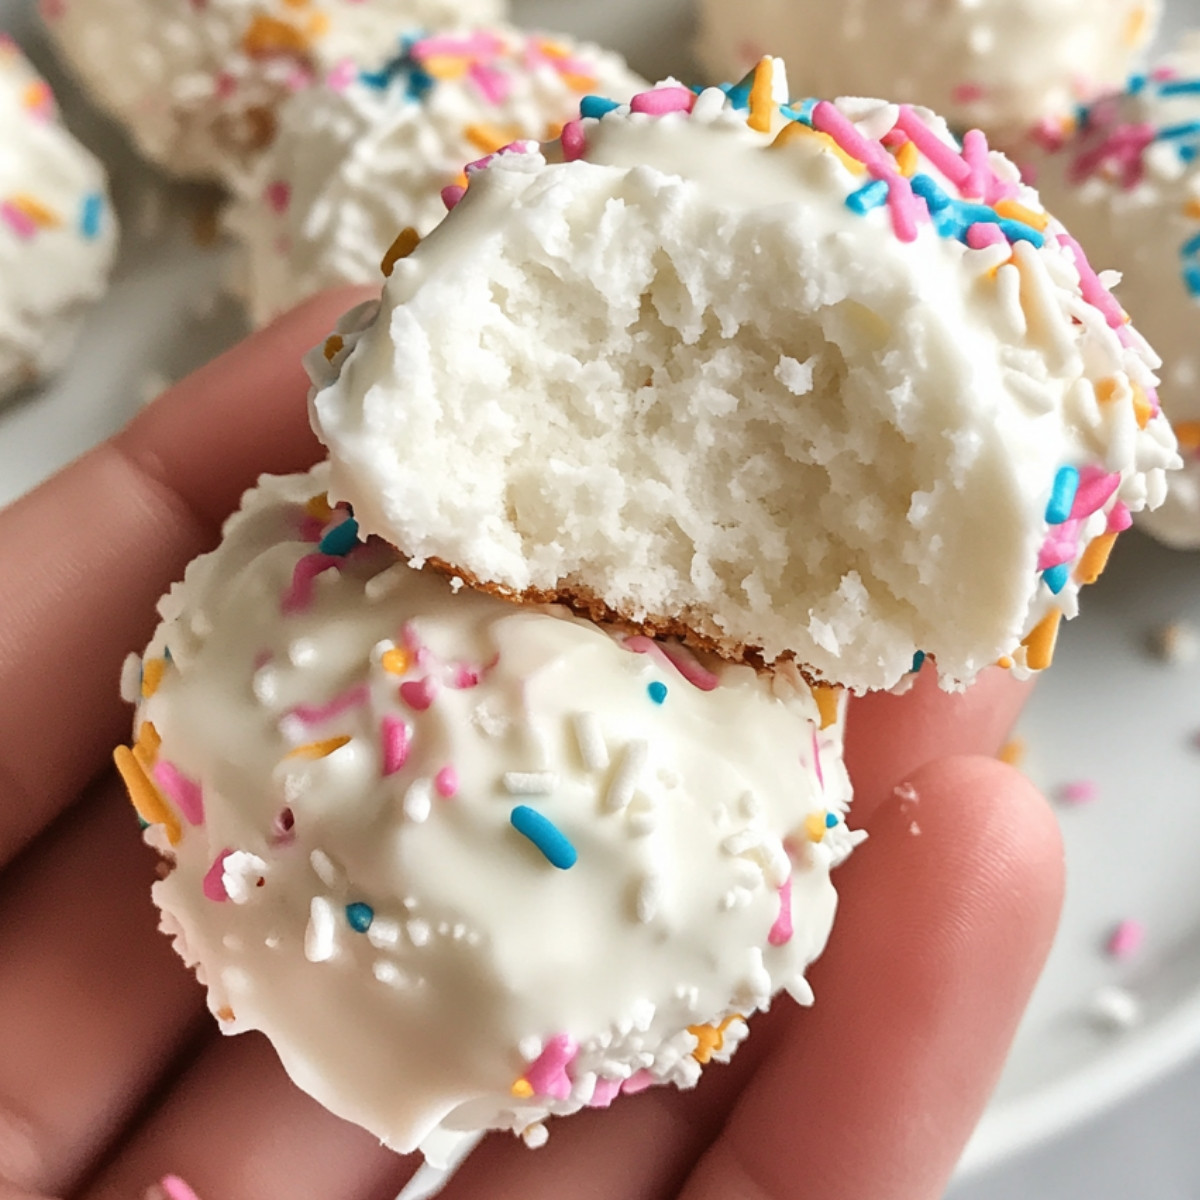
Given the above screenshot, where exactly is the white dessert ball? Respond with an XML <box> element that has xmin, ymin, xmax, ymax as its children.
<box><xmin>308</xmin><ymin>64</ymin><xmax>1179</xmax><ymax>695</ymax></box>
<box><xmin>226</xmin><ymin>26</ymin><xmax>645</xmax><ymax>326</ymax></box>
<box><xmin>0</xmin><ymin>35</ymin><xmax>118</xmax><ymax>400</ymax></box>
<box><xmin>116</xmin><ymin>465</ymin><xmax>856</xmax><ymax>1160</ymax></box>
<box><xmin>39</xmin><ymin>0</ymin><xmax>508</xmax><ymax>182</ymax></box>
<box><xmin>695</xmin><ymin>0</ymin><xmax>1160</xmax><ymax>138</ymax></box>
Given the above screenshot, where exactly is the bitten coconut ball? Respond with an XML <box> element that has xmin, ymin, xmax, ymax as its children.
<box><xmin>226</xmin><ymin>27</ymin><xmax>645</xmax><ymax>326</ymax></box>
<box><xmin>115</xmin><ymin>466</ymin><xmax>856</xmax><ymax>1161</ymax></box>
<box><xmin>1020</xmin><ymin>35</ymin><xmax>1200</xmax><ymax>549</ymax></box>
<box><xmin>0</xmin><ymin>35</ymin><xmax>117</xmax><ymax>400</ymax></box>
<box><xmin>695</xmin><ymin>0</ymin><xmax>1159</xmax><ymax>138</ymax></box>
<box><xmin>39</xmin><ymin>0</ymin><xmax>507</xmax><ymax>182</ymax></box>
<box><xmin>308</xmin><ymin>62</ymin><xmax>1179</xmax><ymax>695</ymax></box>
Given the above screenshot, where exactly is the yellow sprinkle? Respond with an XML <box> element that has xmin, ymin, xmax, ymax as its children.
<box><xmin>304</xmin><ymin>11</ymin><xmax>330</xmax><ymax>37</ymax></box>
<box><xmin>141</xmin><ymin>658</ymin><xmax>166</xmax><ymax>699</ymax></box>
<box><xmin>241</xmin><ymin>14</ymin><xmax>311</xmax><ymax>57</ymax></box>
<box><xmin>804</xmin><ymin>811</ymin><xmax>828</xmax><ymax>843</ymax></box>
<box><xmin>1174</xmin><ymin>419</ymin><xmax>1200</xmax><ymax>450</ymax></box>
<box><xmin>997</xmin><ymin>738</ymin><xmax>1025</xmax><ymax>767</ymax></box>
<box><xmin>510</xmin><ymin>1078</ymin><xmax>534</xmax><ymax>1099</ymax></box>
<box><xmin>535</xmin><ymin>38</ymin><xmax>571</xmax><ymax>59</ymax></box>
<box><xmin>771</xmin><ymin>121</ymin><xmax>866</xmax><ymax>175</ymax></box>
<box><xmin>322</xmin><ymin>334</ymin><xmax>344</xmax><ymax>362</ymax></box>
<box><xmin>543</xmin><ymin>120</ymin><xmax>565</xmax><ymax>142</ymax></box>
<box><xmin>560</xmin><ymin>72</ymin><xmax>597</xmax><ymax>93</ymax></box>
<box><xmin>1124</xmin><ymin>3</ymin><xmax>1150</xmax><ymax>46</ymax></box>
<box><xmin>113</xmin><ymin>745</ymin><xmax>181</xmax><ymax>845</ymax></box>
<box><xmin>895</xmin><ymin>140</ymin><xmax>919</xmax><ymax>177</ymax></box>
<box><xmin>281</xmin><ymin>0</ymin><xmax>310</xmax><ymax>9</ymax></box>
<box><xmin>465</xmin><ymin>122</ymin><xmax>517</xmax><ymax>155</ymax></box>
<box><xmin>746</xmin><ymin>58</ymin><xmax>774</xmax><ymax>133</ymax></box>
<box><xmin>994</xmin><ymin>198</ymin><xmax>1049</xmax><ymax>232</ymax></box>
<box><xmin>136</xmin><ymin>719</ymin><xmax>162</xmax><ymax>765</ymax></box>
<box><xmin>1075</xmin><ymin>532</ymin><xmax>1118</xmax><ymax>586</ymax></box>
<box><xmin>688</xmin><ymin>1015</ymin><xmax>742</xmax><ymax>1064</ymax></box>
<box><xmin>286</xmin><ymin>736</ymin><xmax>351</xmax><ymax>760</ymax></box>
<box><xmin>10</xmin><ymin>193</ymin><xmax>60</xmax><ymax>228</ymax></box>
<box><xmin>381</xmin><ymin>227</ymin><xmax>421</xmax><ymax>277</ymax></box>
<box><xmin>381</xmin><ymin>648</ymin><xmax>411</xmax><ymax>676</ymax></box>
<box><xmin>421</xmin><ymin>54</ymin><xmax>469</xmax><ymax>81</ymax></box>
<box><xmin>1022</xmin><ymin>609</ymin><xmax>1063</xmax><ymax>672</ymax></box>
<box><xmin>1131</xmin><ymin>383</ymin><xmax>1153</xmax><ymax>430</ymax></box>
<box><xmin>305</xmin><ymin>492</ymin><xmax>334</xmax><ymax>521</ymax></box>
<box><xmin>985</xmin><ymin>254</ymin><xmax>1014</xmax><ymax>282</ymax></box>
<box><xmin>812</xmin><ymin>683</ymin><xmax>841</xmax><ymax>730</ymax></box>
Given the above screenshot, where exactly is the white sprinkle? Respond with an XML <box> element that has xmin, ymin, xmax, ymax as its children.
<box><xmin>220</xmin><ymin>965</ymin><xmax>250</xmax><ymax>993</ymax></box>
<box><xmin>787</xmin><ymin>975</ymin><xmax>816</xmax><ymax>1007</ymax></box>
<box><xmin>368</xmin><ymin>638</ymin><xmax>395</xmax><ymax>666</ymax></box>
<box><xmin>472</xmin><ymin>701</ymin><xmax>510</xmax><ymax>738</ymax></box>
<box><xmin>732</xmin><ymin>859</ymin><xmax>764</xmax><ymax>889</ymax></box>
<box><xmin>572</xmin><ymin>712</ymin><xmax>609</xmax><ymax>771</ymax></box>
<box><xmin>252</xmin><ymin>665</ymin><xmax>279</xmax><ymax>705</ymax></box>
<box><xmin>437</xmin><ymin>921</ymin><xmax>451</xmax><ymax>936</ymax></box>
<box><xmin>120</xmin><ymin>653</ymin><xmax>143</xmax><ymax>703</ymax></box>
<box><xmin>449</xmin><ymin>575</ymin><xmax>464</xmax><ymax>593</ymax></box>
<box><xmin>763</xmin><ymin>841</ymin><xmax>791</xmax><ymax>888</ymax></box>
<box><xmin>722</xmin><ymin>829</ymin><xmax>766</xmax><ymax>857</ymax></box>
<box><xmin>278</xmin><ymin>714</ymin><xmax>306</xmax><ymax>746</ymax></box>
<box><xmin>894</xmin><ymin>782</ymin><xmax>919</xmax><ymax>805</ymax></box>
<box><xmin>733</xmin><ymin>947</ymin><xmax>772</xmax><ymax>1009</ymax></box>
<box><xmin>305</xmin><ymin>896</ymin><xmax>338</xmax><ymax>963</ymax></box>
<box><xmin>1149</xmin><ymin>620</ymin><xmax>1200</xmax><ymax>664</ymax></box>
<box><xmin>909</xmin><ymin>821</ymin><xmax>922</xmax><ymax>836</ymax></box>
<box><xmin>720</xmin><ymin>887</ymin><xmax>753</xmax><ymax>910</ymax></box>
<box><xmin>636</xmin><ymin>874</ymin><xmax>664</xmax><ymax>924</ymax></box>
<box><xmin>503</xmin><ymin>771</ymin><xmax>559</xmax><ymax>795</ymax></box>
<box><xmin>630</xmin><ymin>998</ymin><xmax>656</xmax><ymax>1031</ymax></box>
<box><xmin>519</xmin><ymin>1035</ymin><xmax>543</xmax><ymax>1062</ymax></box>
<box><xmin>364</xmin><ymin>564</ymin><xmax>408</xmax><ymax>601</ymax></box>
<box><xmin>222</xmin><ymin>933</ymin><xmax>244</xmax><ymax>951</ymax></box>
<box><xmin>626</xmin><ymin>794</ymin><xmax>658</xmax><ymax>836</ymax></box>
<box><xmin>738</xmin><ymin>791</ymin><xmax>761</xmax><ymax>819</ymax></box>
<box><xmin>407</xmin><ymin>918</ymin><xmax>431</xmax><ymax>947</ymax></box>
<box><xmin>282</xmin><ymin>772</ymin><xmax>307</xmax><ymax>804</ymax></box>
<box><xmin>367</xmin><ymin>917</ymin><xmax>400</xmax><ymax>949</ymax></box>
<box><xmin>287</xmin><ymin>638</ymin><xmax>317</xmax><ymax>667</ymax></box>
<box><xmin>309</xmin><ymin>849</ymin><xmax>342</xmax><ymax>888</ymax></box>
<box><xmin>605</xmin><ymin>739</ymin><xmax>648</xmax><ymax>812</ymax></box>
<box><xmin>372</xmin><ymin>960</ymin><xmax>409</xmax><ymax>988</ymax></box>
<box><xmin>264</xmin><ymin>933</ymin><xmax>281</xmax><ymax>949</ymax></box>
<box><xmin>1090</xmin><ymin>985</ymin><xmax>1143</xmax><ymax>1031</ymax></box>
<box><xmin>222</xmin><ymin>851</ymin><xmax>268</xmax><ymax>904</ymax></box>
<box><xmin>451</xmin><ymin>923</ymin><xmax>468</xmax><ymax>941</ymax></box>
<box><xmin>522</xmin><ymin>1124</ymin><xmax>549</xmax><ymax>1149</ymax></box>
<box><xmin>403</xmin><ymin>779</ymin><xmax>433</xmax><ymax>823</ymax></box>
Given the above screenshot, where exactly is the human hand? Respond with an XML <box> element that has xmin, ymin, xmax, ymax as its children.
<box><xmin>0</xmin><ymin>290</ymin><xmax>1062</xmax><ymax>1200</ymax></box>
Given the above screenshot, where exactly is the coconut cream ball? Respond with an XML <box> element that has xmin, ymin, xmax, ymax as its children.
<box><xmin>695</xmin><ymin>0</ymin><xmax>1159</xmax><ymax>139</ymax></box>
<box><xmin>308</xmin><ymin>62</ymin><xmax>1179</xmax><ymax>696</ymax></box>
<box><xmin>226</xmin><ymin>27</ymin><xmax>645</xmax><ymax>326</ymax></box>
<box><xmin>1020</xmin><ymin>36</ymin><xmax>1200</xmax><ymax>549</ymax></box>
<box><xmin>0</xmin><ymin>35</ymin><xmax>117</xmax><ymax>400</ymax></box>
<box><xmin>38</xmin><ymin>0</ymin><xmax>507</xmax><ymax>182</ymax></box>
<box><xmin>114</xmin><ymin>465</ymin><xmax>856</xmax><ymax>1160</ymax></box>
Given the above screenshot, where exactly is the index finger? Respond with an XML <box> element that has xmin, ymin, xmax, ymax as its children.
<box><xmin>0</xmin><ymin>286</ymin><xmax>374</xmax><ymax>869</ymax></box>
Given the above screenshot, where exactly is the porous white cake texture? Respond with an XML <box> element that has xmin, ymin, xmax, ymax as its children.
<box><xmin>695</xmin><ymin>0</ymin><xmax>1159</xmax><ymax>138</ymax></box>
<box><xmin>38</xmin><ymin>0</ymin><xmax>507</xmax><ymax>182</ymax></box>
<box><xmin>226</xmin><ymin>26</ymin><xmax>645</xmax><ymax>326</ymax></box>
<box><xmin>1019</xmin><ymin>34</ymin><xmax>1200</xmax><ymax>550</ymax></box>
<box><xmin>0</xmin><ymin>34</ymin><xmax>117</xmax><ymax>400</ymax></box>
<box><xmin>308</xmin><ymin>62</ymin><xmax>1180</xmax><ymax>695</ymax></box>
<box><xmin>116</xmin><ymin>466</ymin><xmax>856</xmax><ymax>1160</ymax></box>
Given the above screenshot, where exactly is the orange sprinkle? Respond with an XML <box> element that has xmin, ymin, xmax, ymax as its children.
<box><xmin>286</xmin><ymin>736</ymin><xmax>351</xmax><ymax>760</ymax></box>
<box><xmin>996</xmin><ymin>655</ymin><xmax>1013</xmax><ymax>670</ymax></box>
<box><xmin>305</xmin><ymin>491</ymin><xmax>334</xmax><ymax>520</ymax></box>
<box><xmin>1131</xmin><ymin>383</ymin><xmax>1153</xmax><ymax>429</ymax></box>
<box><xmin>1184</xmin><ymin>199</ymin><xmax>1200</xmax><ymax>219</ymax></box>
<box><xmin>510</xmin><ymin>1078</ymin><xmax>534</xmax><ymax>1099</ymax></box>
<box><xmin>804</xmin><ymin>811</ymin><xmax>828</xmax><ymax>843</ymax></box>
<box><xmin>559</xmin><ymin>72</ymin><xmax>597</xmax><ymax>93</ymax></box>
<box><xmin>1174</xmin><ymin>419</ymin><xmax>1200</xmax><ymax>451</ymax></box>
<box><xmin>10</xmin><ymin>193</ymin><xmax>60</xmax><ymax>228</ymax></box>
<box><xmin>465</xmin><ymin>122</ymin><xmax>517</xmax><ymax>155</ymax></box>
<box><xmin>997</xmin><ymin>738</ymin><xmax>1025</xmax><ymax>767</ymax></box>
<box><xmin>304</xmin><ymin>11</ymin><xmax>330</xmax><ymax>37</ymax></box>
<box><xmin>1022</xmin><ymin>609</ymin><xmax>1063</xmax><ymax>672</ymax></box>
<box><xmin>421</xmin><ymin>54</ymin><xmax>469</xmax><ymax>81</ymax></box>
<box><xmin>535</xmin><ymin>38</ymin><xmax>571</xmax><ymax>59</ymax></box>
<box><xmin>322</xmin><ymin>334</ymin><xmax>344</xmax><ymax>362</ymax></box>
<box><xmin>543</xmin><ymin>120</ymin><xmax>565</xmax><ymax>142</ymax></box>
<box><xmin>281</xmin><ymin>0</ymin><xmax>310</xmax><ymax>8</ymax></box>
<box><xmin>1095</xmin><ymin>377</ymin><xmax>1121</xmax><ymax>405</ymax></box>
<box><xmin>994</xmin><ymin>198</ymin><xmax>1049</xmax><ymax>232</ymax></box>
<box><xmin>895</xmin><ymin>140</ymin><xmax>918</xmax><ymax>177</ymax></box>
<box><xmin>242</xmin><ymin>14</ymin><xmax>311</xmax><ymax>58</ymax></box>
<box><xmin>812</xmin><ymin>683</ymin><xmax>841</xmax><ymax>730</ymax></box>
<box><xmin>454</xmin><ymin>170</ymin><xmax>469</xmax><ymax>189</ymax></box>
<box><xmin>216</xmin><ymin>1005</ymin><xmax>236</xmax><ymax>1021</ymax></box>
<box><xmin>1075</xmin><ymin>532</ymin><xmax>1118</xmax><ymax>586</ymax></box>
<box><xmin>1124</xmin><ymin>3</ymin><xmax>1150</xmax><ymax>46</ymax></box>
<box><xmin>21</xmin><ymin>79</ymin><xmax>52</xmax><ymax>112</ymax></box>
<box><xmin>136</xmin><ymin>719</ymin><xmax>162</xmax><ymax>765</ymax></box>
<box><xmin>771</xmin><ymin>120</ymin><xmax>866</xmax><ymax>174</ymax></box>
<box><xmin>688</xmin><ymin>1015</ymin><xmax>742</xmax><ymax>1064</ymax></box>
<box><xmin>381</xmin><ymin>647</ymin><xmax>411</xmax><ymax>676</ymax></box>
<box><xmin>141</xmin><ymin>658</ymin><xmax>166</xmax><ymax>699</ymax></box>
<box><xmin>381</xmin><ymin>226</ymin><xmax>421</xmax><ymax>277</ymax></box>
<box><xmin>113</xmin><ymin>745</ymin><xmax>181</xmax><ymax>844</ymax></box>
<box><xmin>746</xmin><ymin>58</ymin><xmax>774</xmax><ymax>133</ymax></box>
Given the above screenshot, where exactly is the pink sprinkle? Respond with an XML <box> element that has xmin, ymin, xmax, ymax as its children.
<box><xmin>561</xmin><ymin>118</ymin><xmax>586</xmax><ymax>161</ymax></box>
<box><xmin>400</xmin><ymin>676</ymin><xmax>439</xmax><ymax>712</ymax></box>
<box><xmin>811</xmin><ymin>727</ymin><xmax>824</xmax><ymax>791</ymax></box>
<box><xmin>881</xmin><ymin>128</ymin><xmax>908</xmax><ymax>148</ymax></box>
<box><xmin>588</xmin><ymin>1076</ymin><xmax>622</xmax><ymax>1108</ymax></box>
<box><xmin>286</xmin><ymin>683</ymin><xmax>369</xmax><ymax>727</ymax></box>
<box><xmin>450</xmin><ymin>664</ymin><xmax>483</xmax><ymax>689</ymax></box>
<box><xmin>202</xmin><ymin>850</ymin><xmax>234</xmax><ymax>902</ymax></box>
<box><xmin>1070</xmin><ymin>122</ymin><xmax>1154</xmax><ymax>190</ymax></box>
<box><xmin>622</xmin><ymin>1069</ymin><xmax>655</xmax><ymax>1095</ymax></box>
<box><xmin>951</xmin><ymin>81</ymin><xmax>986</xmax><ymax>103</ymax></box>
<box><xmin>467</xmin><ymin>62</ymin><xmax>511</xmax><ymax>105</ymax></box>
<box><xmin>1070</xmin><ymin>466</ymin><xmax>1122</xmax><ymax>520</ymax></box>
<box><xmin>1106</xmin><ymin>918</ymin><xmax>1145</xmax><ymax>960</ymax></box>
<box><xmin>415</xmin><ymin>31</ymin><xmax>504</xmax><ymax>58</ymax></box>
<box><xmin>624</xmin><ymin>636</ymin><xmax>719</xmax><ymax>691</ymax></box>
<box><xmin>895</xmin><ymin>106</ymin><xmax>971</xmax><ymax>189</ymax></box>
<box><xmin>326</xmin><ymin>57</ymin><xmax>357</xmax><ymax>91</ymax></box>
<box><xmin>271</xmin><ymin>806</ymin><xmax>296</xmax><ymax>845</ymax></box>
<box><xmin>630</xmin><ymin>86</ymin><xmax>695</xmax><ymax>115</ymax></box>
<box><xmin>297</xmin><ymin>514</ymin><xmax>325</xmax><ymax>542</ymax></box>
<box><xmin>253</xmin><ymin>650</ymin><xmax>272</xmax><ymax>670</ymax></box>
<box><xmin>442</xmin><ymin>185</ymin><xmax>466</xmax><ymax>211</ymax></box>
<box><xmin>960</xmin><ymin>127</ymin><xmax>1015</xmax><ymax>203</ymax></box>
<box><xmin>1107</xmin><ymin>501</ymin><xmax>1132</xmax><ymax>533</ymax></box>
<box><xmin>1059</xmin><ymin>233</ymin><xmax>1127</xmax><ymax>330</ymax></box>
<box><xmin>1</xmin><ymin>201</ymin><xmax>37</xmax><ymax>240</ymax></box>
<box><xmin>1030</xmin><ymin>115</ymin><xmax>1069</xmax><ymax>154</ymax></box>
<box><xmin>214</xmin><ymin>72</ymin><xmax>236</xmax><ymax>100</ymax></box>
<box><xmin>264</xmin><ymin>180</ymin><xmax>290</xmax><ymax>214</ymax></box>
<box><xmin>152</xmin><ymin>761</ymin><xmax>205</xmax><ymax>825</ymax></box>
<box><xmin>381</xmin><ymin>715</ymin><xmax>410</xmax><ymax>776</ymax></box>
<box><xmin>434</xmin><ymin>765</ymin><xmax>459</xmax><ymax>797</ymax></box>
<box><xmin>281</xmin><ymin>553</ymin><xmax>340</xmax><ymax>615</ymax></box>
<box><xmin>1037</xmin><ymin>519</ymin><xmax>1082</xmax><ymax>570</ymax></box>
<box><xmin>1058</xmin><ymin>779</ymin><xmax>1099</xmax><ymax>805</ymax></box>
<box><xmin>525</xmin><ymin>1033</ymin><xmax>578</xmax><ymax>1100</ymax></box>
<box><xmin>37</xmin><ymin>0</ymin><xmax>65</xmax><ymax>18</ymax></box>
<box><xmin>966</xmin><ymin>222</ymin><xmax>1006</xmax><ymax>249</ymax></box>
<box><xmin>160</xmin><ymin>1176</ymin><xmax>203</xmax><ymax>1200</ymax></box>
<box><xmin>285</xmin><ymin>65</ymin><xmax>312</xmax><ymax>92</ymax></box>
<box><xmin>768</xmin><ymin>877</ymin><xmax>794</xmax><ymax>947</ymax></box>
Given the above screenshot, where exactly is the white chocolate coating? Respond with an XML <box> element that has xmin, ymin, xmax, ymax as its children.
<box><xmin>695</xmin><ymin>0</ymin><xmax>1159</xmax><ymax>138</ymax></box>
<box><xmin>309</xmin><ymin>68</ymin><xmax>1179</xmax><ymax>694</ymax></box>
<box><xmin>226</xmin><ymin>27</ymin><xmax>645</xmax><ymax>326</ymax></box>
<box><xmin>39</xmin><ymin>0</ymin><xmax>507</xmax><ymax>182</ymax></box>
<box><xmin>1019</xmin><ymin>35</ymin><xmax>1200</xmax><ymax>549</ymax></box>
<box><xmin>124</xmin><ymin>466</ymin><xmax>856</xmax><ymax>1158</ymax></box>
<box><xmin>0</xmin><ymin>35</ymin><xmax>117</xmax><ymax>399</ymax></box>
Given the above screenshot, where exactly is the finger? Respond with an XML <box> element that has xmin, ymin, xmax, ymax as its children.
<box><xmin>0</xmin><ymin>286</ymin><xmax>375</xmax><ymax>870</ymax></box>
<box><xmin>77</xmin><ymin>1034</ymin><xmax>416</xmax><ymax>1200</ymax></box>
<box><xmin>844</xmin><ymin>666</ymin><xmax>1032</xmax><ymax>823</ymax></box>
<box><xmin>0</xmin><ymin>780</ymin><xmax>206</xmax><ymax>1197</ymax></box>
<box><xmin>676</xmin><ymin>755</ymin><xmax>1064</xmax><ymax>1200</ymax></box>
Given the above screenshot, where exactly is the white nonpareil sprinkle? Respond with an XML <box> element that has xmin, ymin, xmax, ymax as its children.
<box><xmin>571</xmin><ymin>711</ymin><xmax>609</xmax><ymax>771</ymax></box>
<box><xmin>309</xmin><ymin>848</ymin><xmax>342</xmax><ymax>888</ymax></box>
<box><xmin>373</xmin><ymin>960</ymin><xmax>409</xmax><ymax>988</ymax></box>
<box><xmin>221</xmin><ymin>851</ymin><xmax>268</xmax><ymax>904</ymax></box>
<box><xmin>522</xmin><ymin>1123</ymin><xmax>549</xmax><ymax>1149</ymax></box>
<box><xmin>403</xmin><ymin>779</ymin><xmax>433</xmax><ymax>823</ymax></box>
<box><xmin>367</xmin><ymin>917</ymin><xmax>401</xmax><ymax>949</ymax></box>
<box><xmin>120</xmin><ymin>652</ymin><xmax>143</xmax><ymax>703</ymax></box>
<box><xmin>503</xmin><ymin>771</ymin><xmax>559</xmax><ymax>795</ymax></box>
<box><xmin>305</xmin><ymin>896</ymin><xmax>338</xmax><ymax>963</ymax></box>
<box><xmin>605</xmin><ymin>739</ymin><xmax>648</xmax><ymax>812</ymax></box>
<box><xmin>407</xmin><ymin>918</ymin><xmax>431</xmax><ymax>947</ymax></box>
<box><xmin>636</xmin><ymin>874</ymin><xmax>664</xmax><ymax>924</ymax></box>
<box><xmin>1090</xmin><ymin>984</ymin><xmax>1143</xmax><ymax>1031</ymax></box>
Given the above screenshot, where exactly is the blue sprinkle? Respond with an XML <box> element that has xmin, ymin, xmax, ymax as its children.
<box><xmin>1045</xmin><ymin>465</ymin><xmax>1080</xmax><ymax>525</ymax></box>
<box><xmin>911</xmin><ymin>650</ymin><xmax>926</xmax><ymax>674</ymax></box>
<box><xmin>845</xmin><ymin>179</ymin><xmax>890</xmax><ymax>214</ymax></box>
<box><xmin>1157</xmin><ymin>120</ymin><xmax>1200</xmax><ymax>142</ymax></box>
<box><xmin>824</xmin><ymin>811</ymin><xmax>839</xmax><ymax>829</ymax></box>
<box><xmin>1184</xmin><ymin>265</ymin><xmax>1200</xmax><ymax>297</ymax></box>
<box><xmin>1042</xmin><ymin>563</ymin><xmax>1070</xmax><ymax>595</ymax></box>
<box><xmin>647</xmin><ymin>681</ymin><xmax>668</xmax><ymax>705</ymax></box>
<box><xmin>163</xmin><ymin>645</ymin><xmax>173</xmax><ymax>662</ymax></box>
<box><xmin>996</xmin><ymin>219</ymin><xmax>1044</xmax><ymax>248</ymax></box>
<box><xmin>510</xmin><ymin>805</ymin><xmax>577</xmax><ymax>869</ymax></box>
<box><xmin>79</xmin><ymin>192</ymin><xmax>103</xmax><ymax>240</ymax></box>
<box><xmin>345</xmin><ymin>902</ymin><xmax>374</xmax><ymax>932</ymax></box>
<box><xmin>1182</xmin><ymin>144</ymin><xmax>1200</xmax><ymax>164</ymax></box>
<box><xmin>358</xmin><ymin>68</ymin><xmax>391</xmax><ymax>89</ymax></box>
<box><xmin>319</xmin><ymin>516</ymin><xmax>360</xmax><ymax>556</ymax></box>
<box><xmin>136</xmin><ymin>814</ymin><xmax>150</xmax><ymax>830</ymax></box>
<box><xmin>1160</xmin><ymin>78</ymin><xmax>1200</xmax><ymax>96</ymax></box>
<box><xmin>580</xmin><ymin>94</ymin><xmax>620</xmax><ymax>120</ymax></box>
<box><xmin>1181</xmin><ymin>231</ymin><xmax>1200</xmax><ymax>258</ymax></box>
<box><xmin>911</xmin><ymin>173</ymin><xmax>951</xmax><ymax>212</ymax></box>
<box><xmin>1127</xmin><ymin>73</ymin><xmax>1148</xmax><ymax>97</ymax></box>
<box><xmin>782</xmin><ymin>97</ymin><xmax>817</xmax><ymax>126</ymax></box>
